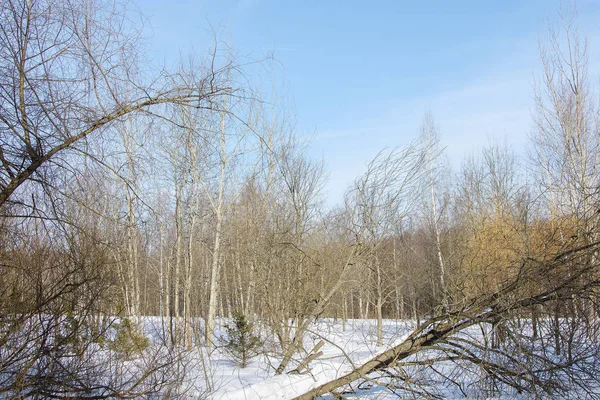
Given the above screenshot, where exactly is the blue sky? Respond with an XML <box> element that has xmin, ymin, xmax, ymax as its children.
<box><xmin>135</xmin><ymin>0</ymin><xmax>600</xmax><ymax>206</ymax></box>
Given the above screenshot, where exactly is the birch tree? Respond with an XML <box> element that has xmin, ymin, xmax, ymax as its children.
<box><xmin>420</xmin><ymin>114</ymin><xmax>450</xmax><ymax>307</ymax></box>
<box><xmin>532</xmin><ymin>3</ymin><xmax>600</xmax><ymax>350</ymax></box>
<box><xmin>0</xmin><ymin>0</ymin><xmax>247</xmax><ymax>395</ymax></box>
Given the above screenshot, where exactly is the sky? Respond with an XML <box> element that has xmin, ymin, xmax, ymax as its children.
<box><xmin>134</xmin><ymin>0</ymin><xmax>600</xmax><ymax>206</ymax></box>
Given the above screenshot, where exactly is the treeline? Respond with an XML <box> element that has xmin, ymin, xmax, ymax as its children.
<box><xmin>1</xmin><ymin>0</ymin><xmax>600</xmax><ymax>398</ymax></box>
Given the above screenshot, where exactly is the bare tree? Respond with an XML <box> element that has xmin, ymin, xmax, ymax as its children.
<box><xmin>533</xmin><ymin>4</ymin><xmax>600</xmax><ymax>236</ymax></box>
<box><xmin>531</xmin><ymin>2</ymin><xmax>600</xmax><ymax>357</ymax></box>
<box><xmin>268</xmin><ymin>135</ymin><xmax>328</xmax><ymax>373</ymax></box>
<box><xmin>0</xmin><ymin>0</ymin><xmax>232</xmax><ymax>210</ymax></box>
<box><xmin>350</xmin><ymin>139</ymin><xmax>429</xmax><ymax>346</ymax></box>
<box><xmin>420</xmin><ymin>114</ymin><xmax>450</xmax><ymax>307</ymax></box>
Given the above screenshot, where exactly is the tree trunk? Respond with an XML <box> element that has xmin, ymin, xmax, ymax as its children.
<box><xmin>275</xmin><ymin>250</ymin><xmax>359</xmax><ymax>374</ymax></box>
<box><xmin>206</xmin><ymin>108</ymin><xmax>227</xmax><ymax>348</ymax></box>
<box><xmin>375</xmin><ymin>259</ymin><xmax>383</xmax><ymax>346</ymax></box>
<box><xmin>292</xmin><ymin>312</ymin><xmax>482</xmax><ymax>400</ymax></box>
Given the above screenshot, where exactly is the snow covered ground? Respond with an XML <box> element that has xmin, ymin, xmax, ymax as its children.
<box><xmin>7</xmin><ymin>315</ymin><xmax>594</xmax><ymax>398</ymax></box>
<box><xmin>210</xmin><ymin>319</ymin><xmax>413</xmax><ymax>400</ymax></box>
<box><xmin>141</xmin><ymin>317</ymin><xmax>525</xmax><ymax>399</ymax></box>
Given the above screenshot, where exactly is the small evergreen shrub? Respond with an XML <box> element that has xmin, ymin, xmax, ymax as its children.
<box><xmin>222</xmin><ymin>312</ymin><xmax>262</xmax><ymax>368</ymax></box>
<box><xmin>109</xmin><ymin>318</ymin><xmax>149</xmax><ymax>359</ymax></box>
<box><xmin>57</xmin><ymin>313</ymin><xmax>85</xmax><ymax>355</ymax></box>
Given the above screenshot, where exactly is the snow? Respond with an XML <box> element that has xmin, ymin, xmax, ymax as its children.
<box><xmin>9</xmin><ymin>315</ymin><xmax>595</xmax><ymax>398</ymax></box>
<box><xmin>209</xmin><ymin>319</ymin><xmax>413</xmax><ymax>400</ymax></box>
<box><xmin>132</xmin><ymin>317</ymin><xmax>415</xmax><ymax>399</ymax></box>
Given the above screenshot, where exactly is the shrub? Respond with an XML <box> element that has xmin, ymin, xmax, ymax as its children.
<box><xmin>222</xmin><ymin>312</ymin><xmax>262</xmax><ymax>368</ymax></box>
<box><xmin>109</xmin><ymin>318</ymin><xmax>149</xmax><ymax>359</ymax></box>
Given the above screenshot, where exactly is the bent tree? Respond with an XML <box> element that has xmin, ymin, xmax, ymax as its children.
<box><xmin>293</xmin><ymin>238</ymin><xmax>600</xmax><ymax>399</ymax></box>
<box><xmin>0</xmin><ymin>0</ymin><xmax>232</xmax><ymax>209</ymax></box>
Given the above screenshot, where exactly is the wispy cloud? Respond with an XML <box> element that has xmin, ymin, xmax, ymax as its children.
<box><xmin>313</xmin><ymin>53</ymin><xmax>539</xmax><ymax>207</ymax></box>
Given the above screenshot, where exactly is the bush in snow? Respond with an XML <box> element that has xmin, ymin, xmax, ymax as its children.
<box><xmin>109</xmin><ymin>318</ymin><xmax>149</xmax><ymax>359</ymax></box>
<box><xmin>221</xmin><ymin>312</ymin><xmax>262</xmax><ymax>368</ymax></box>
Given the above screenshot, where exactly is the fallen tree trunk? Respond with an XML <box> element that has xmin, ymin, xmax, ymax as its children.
<box><xmin>292</xmin><ymin>310</ymin><xmax>492</xmax><ymax>400</ymax></box>
<box><xmin>289</xmin><ymin>340</ymin><xmax>325</xmax><ymax>375</ymax></box>
<box><xmin>293</xmin><ymin>241</ymin><xmax>600</xmax><ymax>399</ymax></box>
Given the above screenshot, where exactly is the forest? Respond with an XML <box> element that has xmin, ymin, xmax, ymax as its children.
<box><xmin>1</xmin><ymin>0</ymin><xmax>600</xmax><ymax>398</ymax></box>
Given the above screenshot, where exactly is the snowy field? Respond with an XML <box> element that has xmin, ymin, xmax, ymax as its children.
<box><xmin>210</xmin><ymin>319</ymin><xmax>411</xmax><ymax>400</ymax></box>
<box><xmin>139</xmin><ymin>317</ymin><xmax>535</xmax><ymax>399</ymax></box>
<box><xmin>5</xmin><ymin>315</ymin><xmax>595</xmax><ymax>398</ymax></box>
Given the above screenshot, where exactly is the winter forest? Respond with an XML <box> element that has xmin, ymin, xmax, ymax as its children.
<box><xmin>2</xmin><ymin>0</ymin><xmax>600</xmax><ymax>398</ymax></box>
